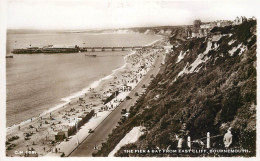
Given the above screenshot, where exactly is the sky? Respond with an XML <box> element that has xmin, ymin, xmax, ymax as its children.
<box><xmin>6</xmin><ymin>0</ymin><xmax>259</xmax><ymax>30</ymax></box>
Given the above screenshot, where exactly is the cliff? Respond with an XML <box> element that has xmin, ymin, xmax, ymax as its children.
<box><xmin>96</xmin><ymin>20</ymin><xmax>257</xmax><ymax>157</ymax></box>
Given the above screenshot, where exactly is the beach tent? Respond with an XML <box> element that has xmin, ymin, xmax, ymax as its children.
<box><xmin>55</xmin><ymin>132</ymin><xmax>66</xmax><ymax>141</ymax></box>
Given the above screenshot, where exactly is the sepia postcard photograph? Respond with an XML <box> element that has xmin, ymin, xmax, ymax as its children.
<box><xmin>0</xmin><ymin>0</ymin><xmax>259</xmax><ymax>160</ymax></box>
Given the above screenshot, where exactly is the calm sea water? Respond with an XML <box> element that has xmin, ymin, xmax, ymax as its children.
<box><xmin>6</xmin><ymin>32</ymin><xmax>161</xmax><ymax>127</ymax></box>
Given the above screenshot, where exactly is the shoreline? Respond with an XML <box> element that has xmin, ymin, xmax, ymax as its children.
<box><xmin>6</xmin><ymin>37</ymin><xmax>167</xmax><ymax>157</ymax></box>
<box><xmin>6</xmin><ymin>37</ymin><xmax>163</xmax><ymax>130</ymax></box>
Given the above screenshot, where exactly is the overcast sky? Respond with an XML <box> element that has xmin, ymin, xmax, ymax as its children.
<box><xmin>7</xmin><ymin>0</ymin><xmax>258</xmax><ymax>30</ymax></box>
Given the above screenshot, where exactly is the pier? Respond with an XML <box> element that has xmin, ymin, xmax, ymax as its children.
<box><xmin>12</xmin><ymin>45</ymin><xmax>165</xmax><ymax>54</ymax></box>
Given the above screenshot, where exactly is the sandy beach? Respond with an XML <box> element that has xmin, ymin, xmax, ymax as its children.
<box><xmin>6</xmin><ymin>38</ymin><xmax>169</xmax><ymax>157</ymax></box>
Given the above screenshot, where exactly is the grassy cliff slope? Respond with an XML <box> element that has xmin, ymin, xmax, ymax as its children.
<box><xmin>95</xmin><ymin>20</ymin><xmax>257</xmax><ymax>157</ymax></box>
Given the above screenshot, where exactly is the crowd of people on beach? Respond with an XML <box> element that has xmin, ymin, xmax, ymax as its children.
<box><xmin>6</xmin><ymin>44</ymin><xmax>165</xmax><ymax>157</ymax></box>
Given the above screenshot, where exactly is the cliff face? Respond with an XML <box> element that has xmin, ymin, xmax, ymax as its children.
<box><xmin>129</xmin><ymin>26</ymin><xmax>189</xmax><ymax>38</ymax></box>
<box><xmin>96</xmin><ymin>20</ymin><xmax>257</xmax><ymax>157</ymax></box>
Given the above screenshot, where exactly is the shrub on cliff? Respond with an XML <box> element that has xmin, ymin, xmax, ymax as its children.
<box><xmin>210</xmin><ymin>25</ymin><xmax>232</xmax><ymax>34</ymax></box>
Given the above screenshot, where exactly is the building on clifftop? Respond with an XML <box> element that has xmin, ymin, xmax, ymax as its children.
<box><xmin>233</xmin><ymin>16</ymin><xmax>247</xmax><ymax>25</ymax></box>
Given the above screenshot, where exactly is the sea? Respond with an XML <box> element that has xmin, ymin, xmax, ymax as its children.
<box><xmin>6</xmin><ymin>31</ymin><xmax>161</xmax><ymax>127</ymax></box>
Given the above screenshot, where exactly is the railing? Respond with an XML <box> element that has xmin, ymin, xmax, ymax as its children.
<box><xmin>180</xmin><ymin>132</ymin><xmax>223</xmax><ymax>149</ymax></box>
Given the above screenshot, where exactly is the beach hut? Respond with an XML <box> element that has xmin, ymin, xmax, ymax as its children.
<box><xmin>55</xmin><ymin>132</ymin><xmax>66</xmax><ymax>141</ymax></box>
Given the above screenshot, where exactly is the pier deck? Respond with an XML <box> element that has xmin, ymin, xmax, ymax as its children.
<box><xmin>12</xmin><ymin>46</ymin><xmax>165</xmax><ymax>54</ymax></box>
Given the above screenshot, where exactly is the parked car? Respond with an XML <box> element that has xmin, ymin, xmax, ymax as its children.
<box><xmin>121</xmin><ymin>108</ymin><xmax>127</xmax><ymax>114</ymax></box>
<box><xmin>126</xmin><ymin>96</ymin><xmax>131</xmax><ymax>100</ymax></box>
